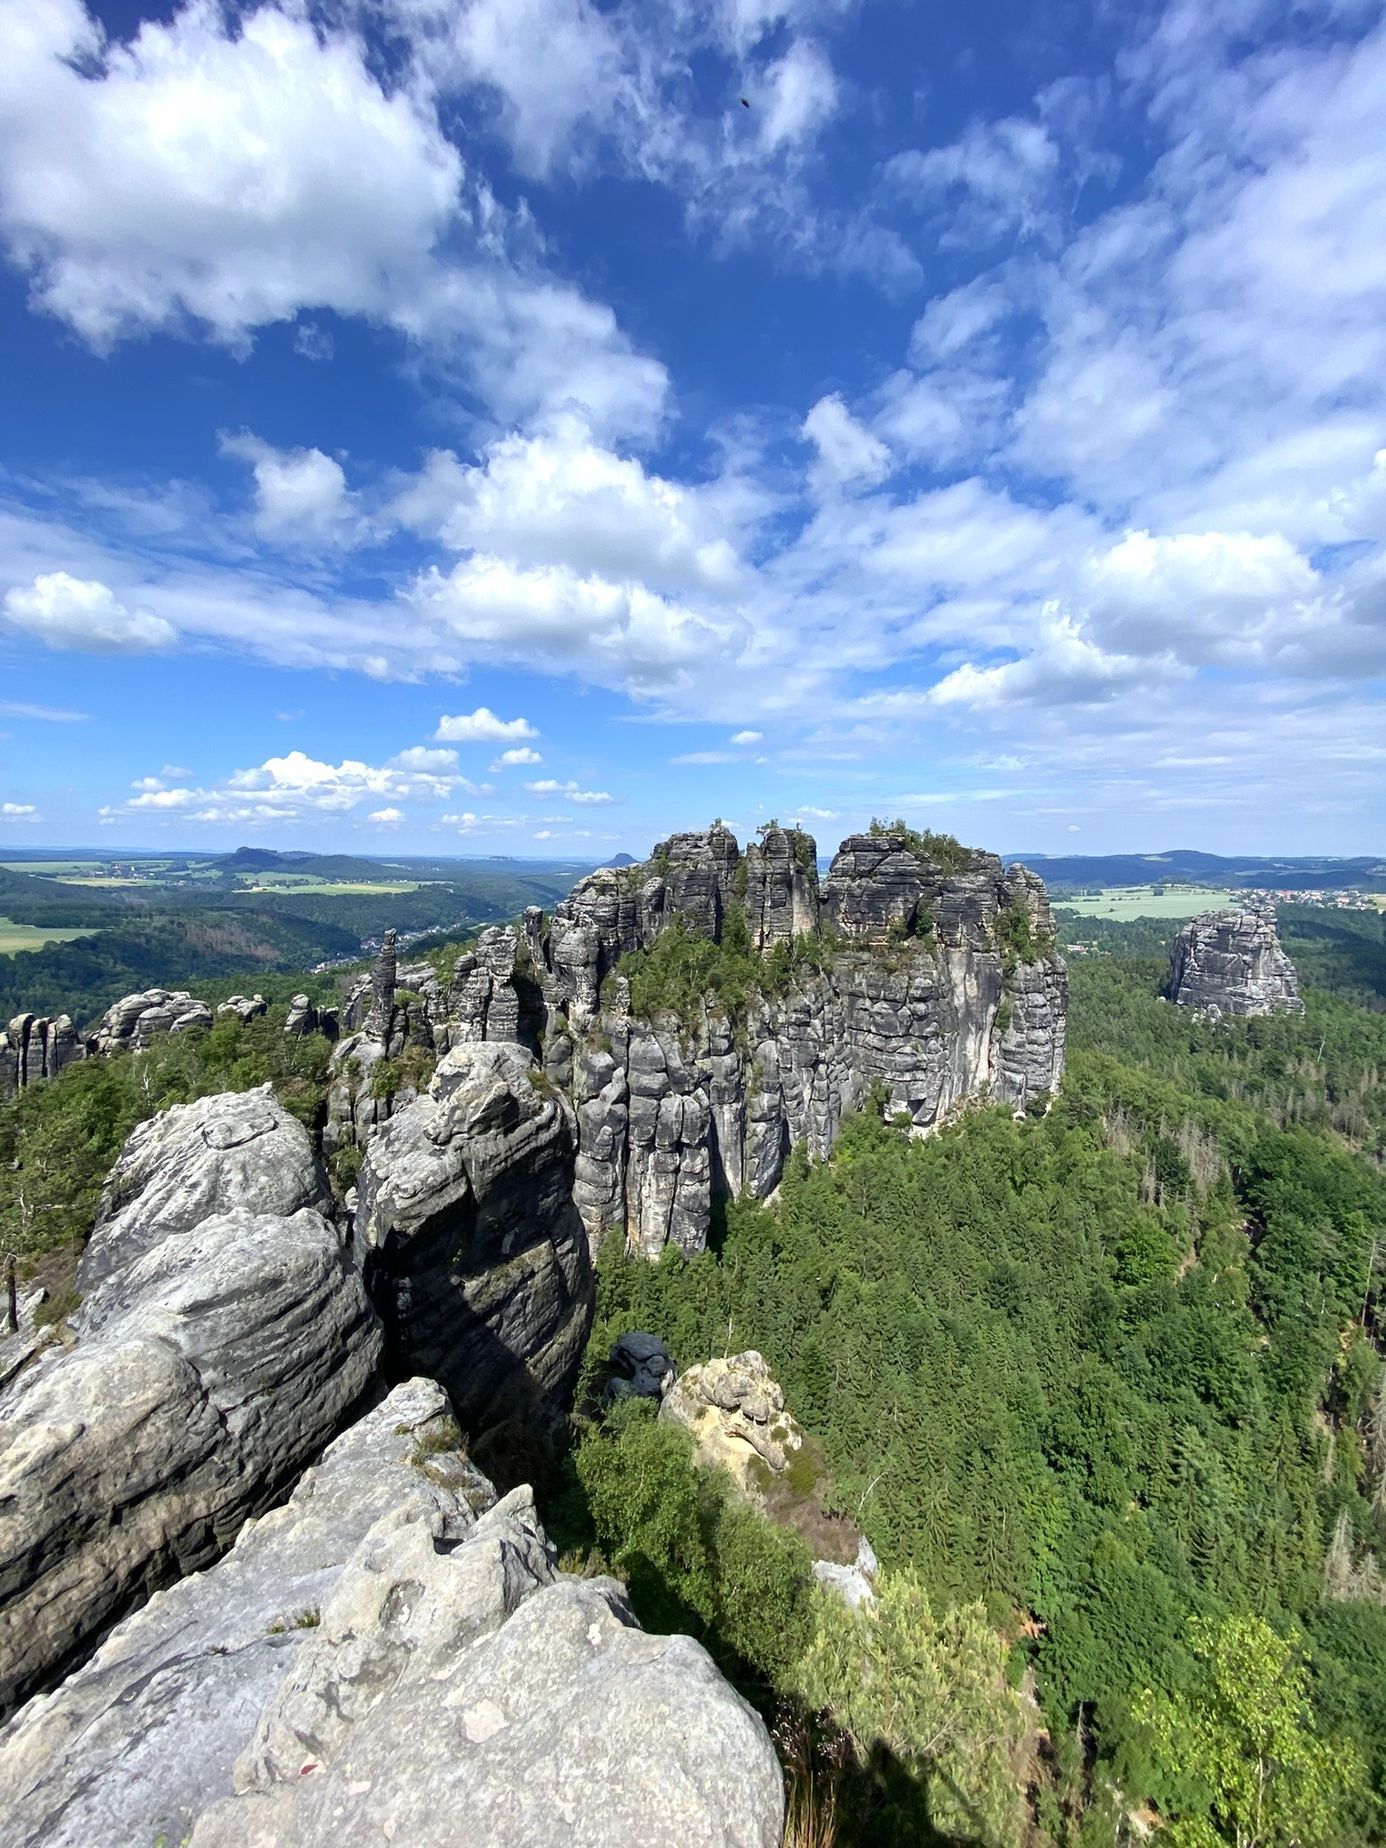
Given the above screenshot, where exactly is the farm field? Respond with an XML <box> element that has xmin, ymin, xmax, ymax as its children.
<box><xmin>239</xmin><ymin>877</ymin><xmax>423</xmax><ymax>895</ymax></box>
<box><xmin>0</xmin><ymin>918</ymin><xmax>102</xmax><ymax>953</ymax></box>
<box><xmin>1053</xmin><ymin>885</ymin><xmax>1235</xmax><ymax>920</ymax></box>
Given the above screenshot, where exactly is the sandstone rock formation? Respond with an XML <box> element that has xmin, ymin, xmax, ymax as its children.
<box><xmin>0</xmin><ymin>1088</ymin><xmax>379</xmax><ymax>1715</ymax></box>
<box><xmin>87</xmin><ymin>986</ymin><xmax>213</xmax><ymax>1055</ymax></box>
<box><xmin>0</xmin><ymin>1012</ymin><xmax>80</xmax><ymax>1093</ymax></box>
<box><xmin>0</xmin><ymin>1379</ymin><xmax>784</xmax><ymax>1848</ymax></box>
<box><xmin>661</xmin><ymin>1351</ymin><xmax>803</xmax><ymax>1495</ymax></box>
<box><xmin>1165</xmin><ymin>903</ymin><xmax>1304</xmax><ymax>1018</ymax></box>
<box><xmin>606</xmin><ymin>1329</ymin><xmax>677</xmax><ymax>1401</ymax></box>
<box><xmin>354</xmin><ymin>1041</ymin><xmax>592</xmax><ymax>1439</ymax></box>
<box><xmin>535</xmin><ymin>825</ymin><xmax>1066</xmax><ymax>1255</ymax></box>
<box><xmin>217</xmin><ymin>992</ymin><xmax>267</xmax><ymax>1023</ymax></box>
<box><xmin>284</xmin><ymin>992</ymin><xmax>337</xmax><ymax>1038</ymax></box>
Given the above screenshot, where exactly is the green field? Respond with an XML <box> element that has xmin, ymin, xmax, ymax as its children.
<box><xmin>1053</xmin><ymin>884</ymin><xmax>1235</xmax><ymax>920</ymax></box>
<box><xmin>0</xmin><ymin>918</ymin><xmax>102</xmax><ymax>953</ymax></box>
<box><xmin>240</xmin><ymin>876</ymin><xmax>423</xmax><ymax>895</ymax></box>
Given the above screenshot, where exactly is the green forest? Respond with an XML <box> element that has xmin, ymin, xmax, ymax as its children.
<box><xmin>558</xmin><ymin>910</ymin><xmax>1386</xmax><ymax>1845</ymax></box>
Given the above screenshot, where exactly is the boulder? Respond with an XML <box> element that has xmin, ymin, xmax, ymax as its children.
<box><xmin>1165</xmin><ymin>904</ymin><xmax>1304</xmax><ymax>1018</ymax></box>
<box><xmin>86</xmin><ymin>987</ymin><xmax>213</xmax><ymax>1055</ymax></box>
<box><xmin>217</xmin><ymin>993</ymin><xmax>267</xmax><ymax>1023</ymax></box>
<box><xmin>0</xmin><ymin>1089</ymin><xmax>380</xmax><ymax>1714</ymax></box>
<box><xmin>355</xmin><ymin>1041</ymin><xmax>593</xmax><ymax>1439</ymax></box>
<box><xmin>0</xmin><ymin>1380</ymin><xmax>484</xmax><ymax>1848</ymax></box>
<box><xmin>660</xmin><ymin>1351</ymin><xmax>802</xmax><ymax>1494</ymax></box>
<box><xmin>0</xmin><ymin>1376</ymin><xmax>785</xmax><ymax>1848</ymax></box>
<box><xmin>605</xmin><ymin>1330</ymin><xmax>677</xmax><ymax>1401</ymax></box>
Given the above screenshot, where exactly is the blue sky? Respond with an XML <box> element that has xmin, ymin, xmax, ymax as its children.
<box><xmin>0</xmin><ymin>0</ymin><xmax>1383</xmax><ymax>861</ymax></box>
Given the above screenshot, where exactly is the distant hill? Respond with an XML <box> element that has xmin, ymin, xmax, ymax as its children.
<box><xmin>1009</xmin><ymin>849</ymin><xmax>1386</xmax><ymax>892</ymax></box>
<box><xmin>608</xmin><ymin>852</ymin><xmax>637</xmax><ymax>867</ymax></box>
<box><xmin>216</xmin><ymin>848</ymin><xmax>402</xmax><ymax>881</ymax></box>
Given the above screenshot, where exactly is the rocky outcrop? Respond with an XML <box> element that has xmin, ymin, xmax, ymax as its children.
<box><xmin>354</xmin><ymin>1042</ymin><xmax>592</xmax><ymax>1439</ymax></box>
<box><xmin>284</xmin><ymin>992</ymin><xmax>337</xmax><ymax>1038</ymax></box>
<box><xmin>0</xmin><ymin>1012</ymin><xmax>81</xmax><ymax>1093</ymax></box>
<box><xmin>217</xmin><ymin>992</ymin><xmax>267</xmax><ymax>1023</ymax></box>
<box><xmin>1165</xmin><ymin>904</ymin><xmax>1304</xmax><ymax>1018</ymax></box>
<box><xmin>661</xmin><ymin>1351</ymin><xmax>803</xmax><ymax>1495</ymax></box>
<box><xmin>0</xmin><ymin>1088</ymin><xmax>380</xmax><ymax>1715</ymax></box>
<box><xmin>0</xmin><ymin>1377</ymin><xmax>783</xmax><ymax>1848</ymax></box>
<box><xmin>606</xmin><ymin>1330</ymin><xmax>677</xmax><ymax>1402</ymax></box>
<box><xmin>86</xmin><ymin>986</ymin><xmax>213</xmax><ymax>1055</ymax></box>
<box><xmin>539</xmin><ymin>827</ymin><xmax>1066</xmax><ymax>1255</ymax></box>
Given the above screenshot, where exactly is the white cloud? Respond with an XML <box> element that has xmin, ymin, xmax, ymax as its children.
<box><xmin>758</xmin><ymin>40</ymin><xmax>838</xmax><ymax>153</ymax></box>
<box><xmin>433</xmin><ymin>707</ymin><xmax>539</xmax><ymax>744</ymax></box>
<box><xmin>801</xmin><ymin>394</ymin><xmax>889</xmax><ymax>491</ymax></box>
<box><xmin>927</xmin><ymin>609</ymin><xmax>1182</xmax><ymax>711</ymax></box>
<box><xmin>220</xmin><ymin>432</ymin><xmax>355</xmax><ymax>545</ymax></box>
<box><xmin>3</xmin><ymin>571</ymin><xmax>176</xmax><ymax>652</ymax></box>
<box><xmin>366</xmin><ymin>806</ymin><xmax>405</xmax><ymax>824</ymax></box>
<box><xmin>491</xmin><ymin>746</ymin><xmax>543</xmax><ymax>767</ymax></box>
<box><xmin>523</xmin><ymin>778</ymin><xmax>614</xmax><ymax>804</ymax></box>
<box><xmin>0</xmin><ymin>0</ymin><xmax>464</xmax><ymax>350</ymax></box>
<box><xmin>886</xmin><ymin>117</ymin><xmax>1059</xmax><ymax>246</ymax></box>
<box><xmin>128</xmin><ymin>786</ymin><xmax>197</xmax><ymax>809</ymax></box>
<box><xmin>411</xmin><ymin>555</ymin><xmax>750</xmax><ymax>701</ymax></box>
<box><xmin>799</xmin><ymin>804</ymin><xmax>837</xmax><ymax>819</ymax></box>
<box><xmin>731</xmin><ymin>729</ymin><xmax>763</xmax><ymax>745</ymax></box>
<box><xmin>2</xmin><ymin>802</ymin><xmax>37</xmax><ymax>818</ymax></box>
<box><xmin>392</xmin><ymin>415</ymin><xmax>741</xmax><ymax>595</ymax></box>
<box><xmin>909</xmin><ymin>280</ymin><xmax>1011</xmax><ymax>364</ymax></box>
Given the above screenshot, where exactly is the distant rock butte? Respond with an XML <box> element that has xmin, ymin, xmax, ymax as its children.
<box><xmin>1164</xmin><ymin>903</ymin><xmax>1304</xmax><ymax>1018</ymax></box>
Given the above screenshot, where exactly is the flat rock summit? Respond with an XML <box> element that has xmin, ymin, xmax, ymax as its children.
<box><xmin>1164</xmin><ymin>902</ymin><xmax>1304</xmax><ymax>1018</ymax></box>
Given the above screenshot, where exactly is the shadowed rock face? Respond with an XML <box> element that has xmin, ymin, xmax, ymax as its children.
<box><xmin>0</xmin><ymin>1013</ymin><xmax>80</xmax><ymax>1093</ymax></box>
<box><xmin>1165</xmin><ymin>904</ymin><xmax>1304</xmax><ymax>1018</ymax></box>
<box><xmin>354</xmin><ymin>1042</ymin><xmax>593</xmax><ymax>1441</ymax></box>
<box><xmin>0</xmin><ymin>1379</ymin><xmax>784</xmax><ymax>1848</ymax></box>
<box><xmin>0</xmin><ymin>1088</ymin><xmax>380</xmax><ymax>1718</ymax></box>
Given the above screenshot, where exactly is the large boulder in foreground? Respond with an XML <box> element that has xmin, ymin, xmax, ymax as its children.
<box><xmin>1164</xmin><ymin>903</ymin><xmax>1304</xmax><ymax>1018</ymax></box>
<box><xmin>0</xmin><ymin>1380</ymin><xmax>784</xmax><ymax>1848</ymax></box>
<box><xmin>355</xmin><ymin>1040</ymin><xmax>593</xmax><ymax>1441</ymax></box>
<box><xmin>0</xmin><ymin>1088</ymin><xmax>380</xmax><ymax>1716</ymax></box>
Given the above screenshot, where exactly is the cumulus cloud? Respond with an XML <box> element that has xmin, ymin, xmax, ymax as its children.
<box><xmin>367</xmin><ymin>806</ymin><xmax>404</xmax><ymax>824</ymax></box>
<box><xmin>392</xmin><ymin>415</ymin><xmax>741</xmax><ymax>594</ymax></box>
<box><xmin>433</xmin><ymin>707</ymin><xmax>539</xmax><ymax>743</ymax></box>
<box><xmin>927</xmin><ymin>609</ymin><xmax>1182</xmax><ymax>711</ymax></box>
<box><xmin>2</xmin><ymin>802</ymin><xmax>37</xmax><ymax>818</ymax></box>
<box><xmin>3</xmin><ymin>571</ymin><xmax>176</xmax><ymax>652</ymax></box>
<box><xmin>758</xmin><ymin>40</ymin><xmax>838</xmax><ymax>153</ymax></box>
<box><xmin>220</xmin><ymin>432</ymin><xmax>356</xmax><ymax>545</ymax></box>
<box><xmin>731</xmin><ymin>729</ymin><xmax>763</xmax><ymax>745</ymax></box>
<box><xmin>491</xmin><ymin>746</ymin><xmax>543</xmax><ymax>767</ymax></box>
<box><xmin>410</xmin><ymin>555</ymin><xmax>750</xmax><ymax>701</ymax></box>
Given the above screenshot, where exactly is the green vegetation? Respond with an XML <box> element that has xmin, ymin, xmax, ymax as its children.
<box><xmin>563</xmin><ymin>913</ymin><xmax>1386</xmax><ymax>1843</ymax></box>
<box><xmin>867</xmin><ymin>816</ymin><xmax>974</xmax><ymax>873</ymax></box>
<box><xmin>1057</xmin><ymin>886</ymin><xmax>1236</xmax><ymax>921</ymax></box>
<box><xmin>618</xmin><ymin>910</ymin><xmax>841</xmax><ymax>1029</ymax></box>
<box><xmin>0</xmin><ymin>917</ymin><xmax>102</xmax><ymax>954</ymax></box>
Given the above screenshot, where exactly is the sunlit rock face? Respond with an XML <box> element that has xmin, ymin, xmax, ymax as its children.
<box><xmin>535</xmin><ymin>826</ymin><xmax>1067</xmax><ymax>1257</ymax></box>
<box><xmin>1165</xmin><ymin>904</ymin><xmax>1304</xmax><ymax>1018</ymax></box>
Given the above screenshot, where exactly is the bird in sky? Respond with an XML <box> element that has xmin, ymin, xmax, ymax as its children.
<box><xmin>740</xmin><ymin>96</ymin><xmax>750</xmax><ymax>107</ymax></box>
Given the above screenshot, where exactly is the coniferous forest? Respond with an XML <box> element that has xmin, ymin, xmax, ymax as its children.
<box><xmin>555</xmin><ymin>908</ymin><xmax>1386</xmax><ymax>1846</ymax></box>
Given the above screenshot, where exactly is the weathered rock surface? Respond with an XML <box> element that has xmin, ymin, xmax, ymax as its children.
<box><xmin>0</xmin><ymin>1012</ymin><xmax>80</xmax><ymax>1093</ymax></box>
<box><xmin>1165</xmin><ymin>903</ymin><xmax>1304</xmax><ymax>1018</ymax></box>
<box><xmin>284</xmin><ymin>992</ymin><xmax>337</xmax><ymax>1038</ymax></box>
<box><xmin>0</xmin><ymin>1380</ymin><xmax>481</xmax><ymax>1848</ymax></box>
<box><xmin>662</xmin><ymin>1351</ymin><xmax>802</xmax><ymax>1492</ymax></box>
<box><xmin>217</xmin><ymin>992</ymin><xmax>267</xmax><ymax>1023</ymax></box>
<box><xmin>0</xmin><ymin>1089</ymin><xmax>380</xmax><ymax>1715</ymax></box>
<box><xmin>531</xmin><ymin>826</ymin><xmax>1066</xmax><ymax>1255</ymax></box>
<box><xmin>0</xmin><ymin>1377</ymin><xmax>784</xmax><ymax>1848</ymax></box>
<box><xmin>355</xmin><ymin>1041</ymin><xmax>592</xmax><ymax>1438</ymax></box>
<box><xmin>87</xmin><ymin>986</ymin><xmax>213</xmax><ymax>1055</ymax></box>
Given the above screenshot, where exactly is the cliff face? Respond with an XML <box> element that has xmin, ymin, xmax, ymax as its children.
<box><xmin>1165</xmin><ymin>904</ymin><xmax>1304</xmax><ymax>1018</ymax></box>
<box><xmin>535</xmin><ymin>827</ymin><xmax>1067</xmax><ymax>1256</ymax></box>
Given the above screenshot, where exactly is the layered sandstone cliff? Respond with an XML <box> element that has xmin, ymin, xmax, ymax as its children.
<box><xmin>1165</xmin><ymin>903</ymin><xmax>1303</xmax><ymax>1018</ymax></box>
